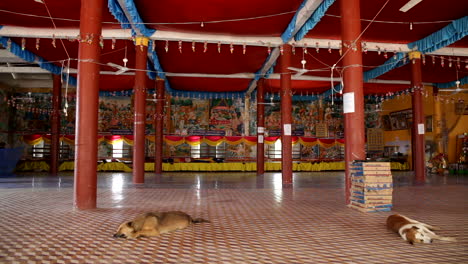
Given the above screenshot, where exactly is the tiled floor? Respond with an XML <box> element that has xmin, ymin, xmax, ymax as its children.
<box><xmin>0</xmin><ymin>171</ymin><xmax>467</xmax><ymax>263</ymax></box>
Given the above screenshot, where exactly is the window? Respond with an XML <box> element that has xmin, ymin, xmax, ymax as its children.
<box><xmin>112</xmin><ymin>140</ymin><xmax>124</xmax><ymax>158</ymax></box>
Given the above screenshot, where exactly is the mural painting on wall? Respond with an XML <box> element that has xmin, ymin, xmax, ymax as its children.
<box><xmin>226</xmin><ymin>143</ymin><xmax>255</xmax><ymax>159</ymax></box>
<box><xmin>209</xmin><ymin>99</ymin><xmax>244</xmax><ymax>136</ymax></box>
<box><xmin>265</xmin><ymin>98</ymin><xmax>345</xmax><ymax>138</ymax></box>
<box><xmin>163</xmin><ymin>142</ymin><xmax>191</xmax><ymax>158</ymax></box>
<box><xmin>9</xmin><ymin>93</ymin><xmax>54</xmax><ymax>133</ymax></box>
<box><xmin>171</xmin><ymin>98</ymin><xmax>209</xmax><ymax>135</ymax></box>
<box><xmin>98</xmin><ymin>96</ymin><xmax>133</xmax><ymax>132</ymax></box>
<box><xmin>265</xmin><ymin>103</ymin><xmax>281</xmax><ymax>136</ymax></box>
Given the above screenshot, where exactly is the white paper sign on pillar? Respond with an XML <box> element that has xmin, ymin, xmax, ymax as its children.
<box><xmin>258</xmin><ymin>127</ymin><xmax>264</xmax><ymax>134</ymax></box>
<box><xmin>418</xmin><ymin>123</ymin><xmax>425</xmax><ymax>135</ymax></box>
<box><xmin>343</xmin><ymin>92</ymin><xmax>355</xmax><ymax>114</ymax></box>
<box><xmin>258</xmin><ymin>135</ymin><xmax>264</xmax><ymax>143</ymax></box>
<box><xmin>284</xmin><ymin>124</ymin><xmax>292</xmax><ymax>136</ymax></box>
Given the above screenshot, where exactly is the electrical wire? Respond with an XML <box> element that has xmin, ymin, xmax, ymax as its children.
<box><xmin>0</xmin><ymin>8</ymin><xmax>296</xmax><ymax>25</ymax></box>
<box><xmin>324</xmin><ymin>14</ymin><xmax>454</xmax><ymax>25</ymax></box>
<box><xmin>41</xmin><ymin>0</ymin><xmax>71</xmax><ymax>60</ymax></box>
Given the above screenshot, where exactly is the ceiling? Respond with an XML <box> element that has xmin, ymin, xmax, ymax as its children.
<box><xmin>0</xmin><ymin>0</ymin><xmax>467</xmax><ymax>97</ymax></box>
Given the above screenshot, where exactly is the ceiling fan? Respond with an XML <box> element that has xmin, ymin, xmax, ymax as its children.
<box><xmin>439</xmin><ymin>69</ymin><xmax>468</xmax><ymax>94</ymax></box>
<box><xmin>438</xmin><ymin>81</ymin><xmax>468</xmax><ymax>94</ymax></box>
<box><xmin>288</xmin><ymin>54</ymin><xmax>308</xmax><ymax>76</ymax></box>
<box><xmin>107</xmin><ymin>46</ymin><xmax>130</xmax><ymax>75</ymax></box>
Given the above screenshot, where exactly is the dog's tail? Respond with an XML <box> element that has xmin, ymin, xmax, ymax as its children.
<box><xmin>192</xmin><ymin>218</ymin><xmax>210</xmax><ymax>224</ymax></box>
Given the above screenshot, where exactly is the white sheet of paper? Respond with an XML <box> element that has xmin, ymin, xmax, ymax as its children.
<box><xmin>258</xmin><ymin>135</ymin><xmax>264</xmax><ymax>143</ymax></box>
<box><xmin>284</xmin><ymin>124</ymin><xmax>292</xmax><ymax>136</ymax></box>
<box><xmin>343</xmin><ymin>92</ymin><xmax>355</xmax><ymax>113</ymax></box>
<box><xmin>418</xmin><ymin>123</ymin><xmax>425</xmax><ymax>134</ymax></box>
<box><xmin>258</xmin><ymin>127</ymin><xmax>264</xmax><ymax>133</ymax></box>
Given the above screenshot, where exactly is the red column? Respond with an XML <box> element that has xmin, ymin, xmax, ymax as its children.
<box><xmin>340</xmin><ymin>0</ymin><xmax>366</xmax><ymax>204</ymax></box>
<box><xmin>280</xmin><ymin>44</ymin><xmax>293</xmax><ymax>187</ymax></box>
<box><xmin>256</xmin><ymin>79</ymin><xmax>265</xmax><ymax>176</ymax></box>
<box><xmin>50</xmin><ymin>74</ymin><xmax>61</xmax><ymax>176</ymax></box>
<box><xmin>132</xmin><ymin>37</ymin><xmax>149</xmax><ymax>184</ymax></box>
<box><xmin>74</xmin><ymin>0</ymin><xmax>104</xmax><ymax>209</ymax></box>
<box><xmin>409</xmin><ymin>51</ymin><xmax>426</xmax><ymax>183</ymax></box>
<box><xmin>154</xmin><ymin>78</ymin><xmax>165</xmax><ymax>175</ymax></box>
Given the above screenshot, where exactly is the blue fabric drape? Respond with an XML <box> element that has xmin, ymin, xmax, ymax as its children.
<box><xmin>434</xmin><ymin>76</ymin><xmax>468</xmax><ymax>89</ymax></box>
<box><xmin>281</xmin><ymin>0</ymin><xmax>308</xmax><ymax>42</ymax></box>
<box><xmin>294</xmin><ymin>0</ymin><xmax>336</xmax><ymax>41</ymax></box>
<box><xmin>107</xmin><ymin>0</ymin><xmax>155</xmax><ymax>37</ymax></box>
<box><xmin>107</xmin><ymin>0</ymin><xmax>132</xmax><ymax>30</ymax></box>
<box><xmin>363</xmin><ymin>53</ymin><xmax>407</xmax><ymax>82</ymax></box>
<box><xmin>0</xmin><ymin>37</ymin><xmax>77</xmax><ymax>86</ymax></box>
<box><xmin>408</xmin><ymin>16</ymin><xmax>468</xmax><ymax>53</ymax></box>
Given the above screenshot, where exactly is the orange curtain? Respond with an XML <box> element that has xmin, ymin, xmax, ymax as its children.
<box><xmin>298</xmin><ymin>137</ymin><xmax>318</xmax><ymax>147</ymax></box>
<box><xmin>185</xmin><ymin>136</ymin><xmax>202</xmax><ymax>146</ymax></box>
<box><xmin>243</xmin><ymin>136</ymin><xmax>257</xmax><ymax>146</ymax></box>
<box><xmin>123</xmin><ymin>135</ymin><xmax>134</xmax><ymax>146</ymax></box>
<box><xmin>204</xmin><ymin>136</ymin><xmax>224</xmax><ymax>146</ymax></box>
<box><xmin>164</xmin><ymin>136</ymin><xmax>185</xmax><ymax>146</ymax></box>
<box><xmin>264</xmin><ymin>136</ymin><xmax>280</xmax><ymax>145</ymax></box>
<box><xmin>22</xmin><ymin>134</ymin><xmax>44</xmax><ymax>145</ymax></box>
<box><xmin>318</xmin><ymin>138</ymin><xmax>336</xmax><ymax>148</ymax></box>
<box><xmin>225</xmin><ymin>136</ymin><xmax>243</xmax><ymax>145</ymax></box>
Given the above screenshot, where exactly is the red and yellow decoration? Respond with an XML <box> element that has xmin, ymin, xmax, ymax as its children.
<box><xmin>22</xmin><ymin>134</ymin><xmax>347</xmax><ymax>148</ymax></box>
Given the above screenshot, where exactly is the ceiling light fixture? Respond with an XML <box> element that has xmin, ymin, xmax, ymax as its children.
<box><xmin>399</xmin><ymin>0</ymin><xmax>423</xmax><ymax>12</ymax></box>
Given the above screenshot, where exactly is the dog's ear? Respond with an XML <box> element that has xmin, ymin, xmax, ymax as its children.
<box><xmin>412</xmin><ymin>226</ymin><xmax>419</xmax><ymax>230</ymax></box>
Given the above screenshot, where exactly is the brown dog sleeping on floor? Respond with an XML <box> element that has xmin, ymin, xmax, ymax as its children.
<box><xmin>386</xmin><ymin>214</ymin><xmax>456</xmax><ymax>244</ymax></box>
<box><xmin>114</xmin><ymin>211</ymin><xmax>210</xmax><ymax>239</ymax></box>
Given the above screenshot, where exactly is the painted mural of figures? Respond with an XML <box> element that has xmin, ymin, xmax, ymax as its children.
<box><xmin>265</xmin><ymin>112</ymin><xmax>281</xmax><ymax>130</ymax></box>
<box><xmin>309</xmin><ymin>101</ymin><xmax>318</xmax><ymax>121</ymax></box>
<box><xmin>318</xmin><ymin>97</ymin><xmax>324</xmax><ymax>121</ymax></box>
<box><xmin>227</xmin><ymin>143</ymin><xmax>251</xmax><ymax>158</ymax></box>
<box><xmin>324</xmin><ymin>107</ymin><xmax>332</xmax><ymax>122</ymax></box>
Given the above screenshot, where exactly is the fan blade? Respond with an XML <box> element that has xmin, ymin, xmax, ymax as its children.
<box><xmin>107</xmin><ymin>62</ymin><xmax>123</xmax><ymax>69</ymax></box>
<box><xmin>288</xmin><ymin>67</ymin><xmax>308</xmax><ymax>77</ymax></box>
<box><xmin>439</xmin><ymin>88</ymin><xmax>468</xmax><ymax>92</ymax></box>
<box><xmin>288</xmin><ymin>67</ymin><xmax>305</xmax><ymax>72</ymax></box>
<box><xmin>114</xmin><ymin>67</ymin><xmax>128</xmax><ymax>75</ymax></box>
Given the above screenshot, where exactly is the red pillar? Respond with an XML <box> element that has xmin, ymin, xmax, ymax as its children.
<box><xmin>50</xmin><ymin>74</ymin><xmax>61</xmax><ymax>176</ymax></box>
<box><xmin>280</xmin><ymin>44</ymin><xmax>293</xmax><ymax>187</ymax></box>
<box><xmin>74</xmin><ymin>0</ymin><xmax>104</xmax><ymax>209</ymax></box>
<box><xmin>132</xmin><ymin>37</ymin><xmax>149</xmax><ymax>184</ymax></box>
<box><xmin>154</xmin><ymin>78</ymin><xmax>165</xmax><ymax>175</ymax></box>
<box><xmin>409</xmin><ymin>51</ymin><xmax>426</xmax><ymax>183</ymax></box>
<box><xmin>340</xmin><ymin>0</ymin><xmax>366</xmax><ymax>204</ymax></box>
<box><xmin>256</xmin><ymin>79</ymin><xmax>265</xmax><ymax>176</ymax></box>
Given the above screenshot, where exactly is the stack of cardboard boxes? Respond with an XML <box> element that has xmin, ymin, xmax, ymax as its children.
<box><xmin>349</xmin><ymin>161</ymin><xmax>393</xmax><ymax>212</ymax></box>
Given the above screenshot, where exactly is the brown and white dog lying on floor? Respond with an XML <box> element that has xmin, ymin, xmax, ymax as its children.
<box><xmin>113</xmin><ymin>211</ymin><xmax>210</xmax><ymax>239</ymax></box>
<box><xmin>386</xmin><ymin>214</ymin><xmax>456</xmax><ymax>244</ymax></box>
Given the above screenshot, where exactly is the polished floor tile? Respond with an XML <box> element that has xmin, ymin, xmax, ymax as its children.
<box><xmin>0</xmin><ymin>171</ymin><xmax>467</xmax><ymax>263</ymax></box>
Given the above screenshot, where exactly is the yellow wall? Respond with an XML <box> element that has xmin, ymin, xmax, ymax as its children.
<box><xmin>381</xmin><ymin>85</ymin><xmax>468</xmax><ymax>164</ymax></box>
